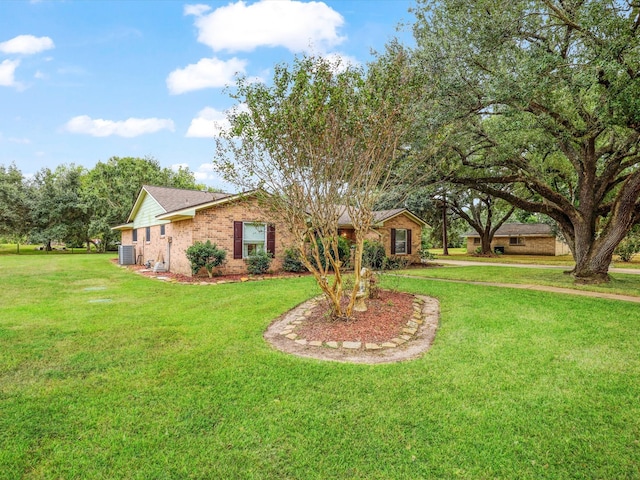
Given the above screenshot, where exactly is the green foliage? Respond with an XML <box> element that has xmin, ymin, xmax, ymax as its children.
<box><xmin>410</xmin><ymin>0</ymin><xmax>640</xmax><ymax>280</ymax></box>
<box><xmin>308</xmin><ymin>236</ymin><xmax>352</xmax><ymax>270</ymax></box>
<box><xmin>246</xmin><ymin>250</ymin><xmax>272</xmax><ymax>275</ymax></box>
<box><xmin>362</xmin><ymin>240</ymin><xmax>386</xmax><ymax>270</ymax></box>
<box><xmin>382</xmin><ymin>255</ymin><xmax>411</xmax><ymax>271</ymax></box>
<box><xmin>615</xmin><ymin>229</ymin><xmax>640</xmax><ymax>262</ymax></box>
<box><xmin>419</xmin><ymin>228</ymin><xmax>436</xmax><ymax>260</ymax></box>
<box><xmin>83</xmin><ymin>157</ymin><xmax>201</xmax><ymax>251</ymax></box>
<box><xmin>185</xmin><ymin>240</ymin><xmax>226</xmax><ymax>277</ymax></box>
<box><xmin>281</xmin><ymin>248</ymin><xmax>307</xmax><ymax>273</ymax></box>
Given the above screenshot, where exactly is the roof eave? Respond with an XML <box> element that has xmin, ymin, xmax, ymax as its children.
<box><xmin>111</xmin><ymin>223</ymin><xmax>134</xmax><ymax>231</ymax></box>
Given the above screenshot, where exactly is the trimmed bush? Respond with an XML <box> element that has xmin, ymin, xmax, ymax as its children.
<box><xmin>246</xmin><ymin>250</ymin><xmax>272</xmax><ymax>275</ymax></box>
<box><xmin>362</xmin><ymin>240</ymin><xmax>386</xmax><ymax>270</ymax></box>
<box><xmin>382</xmin><ymin>255</ymin><xmax>411</xmax><ymax>270</ymax></box>
<box><xmin>282</xmin><ymin>248</ymin><xmax>307</xmax><ymax>272</ymax></box>
<box><xmin>185</xmin><ymin>240</ymin><xmax>226</xmax><ymax>277</ymax></box>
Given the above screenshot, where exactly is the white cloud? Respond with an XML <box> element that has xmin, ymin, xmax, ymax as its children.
<box><xmin>186</xmin><ymin>107</ymin><xmax>230</xmax><ymax>138</ymax></box>
<box><xmin>171</xmin><ymin>162</ymin><xmax>190</xmax><ymax>171</ymax></box>
<box><xmin>184</xmin><ymin>4</ymin><xmax>211</xmax><ymax>16</ymax></box>
<box><xmin>193</xmin><ymin>0</ymin><xmax>345</xmax><ymax>53</ymax></box>
<box><xmin>193</xmin><ymin>163</ymin><xmax>217</xmax><ymax>182</ymax></box>
<box><xmin>322</xmin><ymin>52</ymin><xmax>360</xmax><ymax>73</ymax></box>
<box><xmin>0</xmin><ymin>35</ymin><xmax>54</xmax><ymax>55</ymax></box>
<box><xmin>167</xmin><ymin>57</ymin><xmax>246</xmax><ymax>94</ymax></box>
<box><xmin>0</xmin><ymin>59</ymin><xmax>21</xmax><ymax>88</ymax></box>
<box><xmin>64</xmin><ymin>115</ymin><xmax>175</xmax><ymax>137</ymax></box>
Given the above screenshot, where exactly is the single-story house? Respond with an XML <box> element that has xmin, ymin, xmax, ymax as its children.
<box><xmin>464</xmin><ymin>223</ymin><xmax>570</xmax><ymax>256</ymax></box>
<box><xmin>113</xmin><ymin>185</ymin><xmax>428</xmax><ymax>276</ymax></box>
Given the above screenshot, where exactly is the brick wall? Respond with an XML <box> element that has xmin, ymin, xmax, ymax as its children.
<box><xmin>376</xmin><ymin>215</ymin><xmax>423</xmax><ymax>264</ymax></box>
<box><xmin>466</xmin><ymin>235</ymin><xmax>568</xmax><ymax>256</ymax></box>
<box><xmin>172</xmin><ymin>197</ymin><xmax>295</xmax><ymax>276</ymax></box>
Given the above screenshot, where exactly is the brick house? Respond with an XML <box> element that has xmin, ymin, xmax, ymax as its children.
<box><xmin>113</xmin><ymin>185</ymin><xmax>427</xmax><ymax>276</ymax></box>
<box><xmin>464</xmin><ymin>223</ymin><xmax>570</xmax><ymax>256</ymax></box>
<box><xmin>337</xmin><ymin>208</ymin><xmax>428</xmax><ymax>264</ymax></box>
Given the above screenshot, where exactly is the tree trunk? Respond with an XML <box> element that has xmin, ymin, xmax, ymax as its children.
<box><xmin>479</xmin><ymin>231</ymin><xmax>493</xmax><ymax>255</ymax></box>
<box><xmin>442</xmin><ymin>201</ymin><xmax>449</xmax><ymax>255</ymax></box>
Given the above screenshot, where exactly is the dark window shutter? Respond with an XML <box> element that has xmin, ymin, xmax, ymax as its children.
<box><xmin>233</xmin><ymin>221</ymin><xmax>243</xmax><ymax>259</ymax></box>
<box><xmin>267</xmin><ymin>224</ymin><xmax>276</xmax><ymax>255</ymax></box>
<box><xmin>407</xmin><ymin>229</ymin><xmax>412</xmax><ymax>255</ymax></box>
<box><xmin>390</xmin><ymin>228</ymin><xmax>396</xmax><ymax>255</ymax></box>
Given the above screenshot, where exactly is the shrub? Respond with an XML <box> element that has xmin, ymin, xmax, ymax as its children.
<box><xmin>185</xmin><ymin>240</ymin><xmax>226</xmax><ymax>277</ymax></box>
<box><xmin>382</xmin><ymin>255</ymin><xmax>411</xmax><ymax>270</ymax></box>
<box><xmin>246</xmin><ymin>250</ymin><xmax>272</xmax><ymax>275</ymax></box>
<box><xmin>616</xmin><ymin>238</ymin><xmax>639</xmax><ymax>262</ymax></box>
<box><xmin>308</xmin><ymin>236</ymin><xmax>352</xmax><ymax>270</ymax></box>
<box><xmin>362</xmin><ymin>240</ymin><xmax>386</xmax><ymax>270</ymax></box>
<box><xmin>282</xmin><ymin>248</ymin><xmax>307</xmax><ymax>272</ymax></box>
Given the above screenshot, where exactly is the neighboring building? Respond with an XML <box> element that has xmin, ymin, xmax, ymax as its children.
<box><xmin>113</xmin><ymin>185</ymin><xmax>428</xmax><ymax>276</ymax></box>
<box><xmin>337</xmin><ymin>208</ymin><xmax>428</xmax><ymax>264</ymax></box>
<box><xmin>464</xmin><ymin>223</ymin><xmax>570</xmax><ymax>256</ymax></box>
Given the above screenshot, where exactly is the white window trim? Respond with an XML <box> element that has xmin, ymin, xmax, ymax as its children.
<box><xmin>242</xmin><ymin>222</ymin><xmax>267</xmax><ymax>259</ymax></box>
<box><xmin>395</xmin><ymin>228</ymin><xmax>408</xmax><ymax>255</ymax></box>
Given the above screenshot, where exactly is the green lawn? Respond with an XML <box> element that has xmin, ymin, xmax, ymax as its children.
<box><xmin>0</xmin><ymin>243</ymin><xmax>99</xmax><ymax>255</ymax></box>
<box><xmin>398</xmin><ymin>265</ymin><xmax>640</xmax><ymax>298</ymax></box>
<box><xmin>1</xmin><ymin>255</ymin><xmax>639</xmax><ymax>479</ymax></box>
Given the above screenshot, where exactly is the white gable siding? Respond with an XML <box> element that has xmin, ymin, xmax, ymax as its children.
<box><xmin>132</xmin><ymin>194</ymin><xmax>169</xmax><ymax>228</ymax></box>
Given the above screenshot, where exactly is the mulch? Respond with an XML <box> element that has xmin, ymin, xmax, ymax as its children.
<box><xmin>294</xmin><ymin>290</ymin><xmax>415</xmax><ymax>343</ymax></box>
<box><xmin>112</xmin><ymin>259</ymin><xmax>311</xmax><ymax>283</ymax></box>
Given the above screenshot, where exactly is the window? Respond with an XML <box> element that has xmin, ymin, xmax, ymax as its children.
<box><xmin>509</xmin><ymin>236</ymin><xmax>525</xmax><ymax>246</ymax></box>
<box><xmin>132</xmin><ymin>229</ymin><xmax>138</xmax><ymax>242</ymax></box>
<box><xmin>145</xmin><ymin>227</ymin><xmax>151</xmax><ymax>242</ymax></box>
<box><xmin>242</xmin><ymin>222</ymin><xmax>266</xmax><ymax>258</ymax></box>
<box><xmin>234</xmin><ymin>221</ymin><xmax>275</xmax><ymax>259</ymax></box>
<box><xmin>473</xmin><ymin>237</ymin><xmax>481</xmax><ymax>245</ymax></box>
<box><xmin>160</xmin><ymin>225</ymin><xmax>165</xmax><ymax>237</ymax></box>
<box><xmin>394</xmin><ymin>229</ymin><xmax>408</xmax><ymax>254</ymax></box>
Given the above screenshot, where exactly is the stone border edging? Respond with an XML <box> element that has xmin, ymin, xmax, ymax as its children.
<box><xmin>264</xmin><ymin>294</ymin><xmax>440</xmax><ymax>364</ymax></box>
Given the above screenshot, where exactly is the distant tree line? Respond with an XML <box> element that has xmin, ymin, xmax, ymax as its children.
<box><xmin>0</xmin><ymin>157</ymin><xmax>202</xmax><ymax>253</ymax></box>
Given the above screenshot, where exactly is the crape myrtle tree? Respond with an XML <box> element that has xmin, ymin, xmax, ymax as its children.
<box><xmin>215</xmin><ymin>53</ymin><xmax>416</xmax><ymax>319</ymax></box>
<box><xmin>410</xmin><ymin>0</ymin><xmax>640</xmax><ymax>283</ymax></box>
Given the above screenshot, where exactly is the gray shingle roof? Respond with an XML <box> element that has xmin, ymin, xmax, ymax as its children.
<box><xmin>142</xmin><ymin>185</ymin><xmax>230</xmax><ymax>213</ymax></box>
<box><xmin>465</xmin><ymin>223</ymin><xmax>554</xmax><ymax>237</ymax></box>
<box><xmin>337</xmin><ymin>207</ymin><xmax>425</xmax><ymax>226</ymax></box>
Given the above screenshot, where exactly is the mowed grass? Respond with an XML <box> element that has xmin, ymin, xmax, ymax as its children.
<box><xmin>1</xmin><ymin>255</ymin><xmax>639</xmax><ymax>479</ymax></box>
<box><xmin>398</xmin><ymin>265</ymin><xmax>640</xmax><ymax>297</ymax></box>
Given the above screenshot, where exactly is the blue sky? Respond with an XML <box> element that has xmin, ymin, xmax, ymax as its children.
<box><xmin>1</xmin><ymin>0</ymin><xmax>415</xmax><ymax>191</ymax></box>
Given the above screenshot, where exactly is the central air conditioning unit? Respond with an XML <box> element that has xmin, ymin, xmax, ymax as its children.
<box><xmin>118</xmin><ymin>245</ymin><xmax>136</xmax><ymax>265</ymax></box>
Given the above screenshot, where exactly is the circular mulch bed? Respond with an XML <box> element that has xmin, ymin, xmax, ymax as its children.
<box><xmin>264</xmin><ymin>290</ymin><xmax>440</xmax><ymax>364</ymax></box>
<box><xmin>295</xmin><ymin>290</ymin><xmax>414</xmax><ymax>343</ymax></box>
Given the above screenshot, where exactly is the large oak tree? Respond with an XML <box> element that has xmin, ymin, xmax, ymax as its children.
<box><xmin>411</xmin><ymin>0</ymin><xmax>640</xmax><ymax>283</ymax></box>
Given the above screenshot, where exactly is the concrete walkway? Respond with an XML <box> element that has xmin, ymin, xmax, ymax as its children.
<box><xmin>432</xmin><ymin>259</ymin><xmax>640</xmax><ymax>275</ymax></box>
<box><xmin>398</xmin><ymin>274</ymin><xmax>640</xmax><ymax>303</ymax></box>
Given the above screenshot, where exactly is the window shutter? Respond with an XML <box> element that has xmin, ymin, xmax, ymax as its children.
<box><xmin>407</xmin><ymin>229</ymin><xmax>412</xmax><ymax>255</ymax></box>
<box><xmin>390</xmin><ymin>228</ymin><xmax>396</xmax><ymax>255</ymax></box>
<box><xmin>267</xmin><ymin>224</ymin><xmax>276</xmax><ymax>255</ymax></box>
<box><xmin>233</xmin><ymin>221</ymin><xmax>243</xmax><ymax>259</ymax></box>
